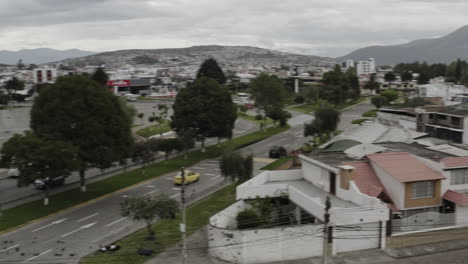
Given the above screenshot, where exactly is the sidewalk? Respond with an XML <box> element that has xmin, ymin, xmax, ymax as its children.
<box><xmin>145</xmin><ymin>225</ymin><xmax>468</xmax><ymax>264</ymax></box>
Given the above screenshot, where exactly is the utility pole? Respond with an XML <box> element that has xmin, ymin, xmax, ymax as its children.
<box><xmin>321</xmin><ymin>196</ymin><xmax>331</xmax><ymax>264</ymax></box>
<box><xmin>180</xmin><ymin>167</ymin><xmax>187</xmax><ymax>264</ymax></box>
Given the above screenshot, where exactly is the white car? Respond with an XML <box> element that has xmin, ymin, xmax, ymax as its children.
<box><xmin>7</xmin><ymin>168</ymin><xmax>19</xmax><ymax>178</ymax></box>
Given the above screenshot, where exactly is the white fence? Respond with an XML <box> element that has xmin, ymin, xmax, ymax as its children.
<box><xmin>392</xmin><ymin>211</ymin><xmax>456</xmax><ymax>233</ymax></box>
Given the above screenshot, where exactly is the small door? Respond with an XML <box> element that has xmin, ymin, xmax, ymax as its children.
<box><xmin>330</xmin><ymin>172</ymin><xmax>336</xmax><ymax>195</ymax></box>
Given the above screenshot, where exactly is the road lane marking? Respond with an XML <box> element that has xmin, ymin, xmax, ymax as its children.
<box><xmin>60</xmin><ymin>222</ymin><xmax>97</xmax><ymax>237</ymax></box>
<box><xmin>192</xmin><ymin>167</ymin><xmax>204</xmax><ymax>169</ymax></box>
<box><xmin>203</xmin><ymin>164</ymin><xmax>218</xmax><ymax>167</ymax></box>
<box><xmin>205</xmin><ymin>173</ymin><xmax>216</xmax><ymax>176</ymax></box>
<box><xmin>172</xmin><ymin>188</ymin><xmax>180</xmax><ymax>191</ymax></box>
<box><xmin>0</xmin><ymin>244</ymin><xmax>19</xmax><ymax>253</ymax></box>
<box><xmin>23</xmin><ymin>249</ymin><xmax>52</xmax><ymax>263</ymax></box>
<box><xmin>144</xmin><ymin>189</ymin><xmax>158</xmax><ymax>196</ymax></box>
<box><xmin>77</xmin><ymin>213</ymin><xmax>99</xmax><ymax>223</ymax></box>
<box><xmin>170</xmin><ymin>193</ymin><xmax>180</xmax><ymax>198</ymax></box>
<box><xmin>146</xmin><ymin>185</ymin><xmax>155</xmax><ymax>188</ymax></box>
<box><xmin>31</xmin><ymin>218</ymin><xmax>68</xmax><ymax>232</ymax></box>
<box><xmin>105</xmin><ymin>217</ymin><xmax>127</xmax><ymax>227</ymax></box>
<box><xmin>122</xmin><ymin>195</ymin><xmax>129</xmax><ymax>198</ymax></box>
<box><xmin>165</xmin><ymin>177</ymin><xmax>173</xmax><ymax>180</ymax></box>
<box><xmin>207</xmin><ymin>160</ymin><xmax>219</xmax><ymax>163</ymax></box>
<box><xmin>211</xmin><ymin>175</ymin><xmax>222</xmax><ymax>180</ymax></box>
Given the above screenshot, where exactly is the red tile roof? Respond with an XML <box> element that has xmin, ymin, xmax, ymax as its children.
<box><xmin>343</xmin><ymin>161</ymin><xmax>398</xmax><ymax>211</ymax></box>
<box><xmin>443</xmin><ymin>190</ymin><xmax>468</xmax><ymax>206</ymax></box>
<box><xmin>441</xmin><ymin>157</ymin><xmax>468</xmax><ymax>169</ymax></box>
<box><xmin>367</xmin><ymin>152</ymin><xmax>445</xmax><ymax>183</ymax></box>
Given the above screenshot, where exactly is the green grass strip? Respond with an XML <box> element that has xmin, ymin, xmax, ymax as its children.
<box><xmin>260</xmin><ymin>156</ymin><xmax>294</xmax><ymax>170</ymax></box>
<box><xmin>0</xmin><ymin>126</ymin><xmax>288</xmax><ymax>232</ymax></box>
<box><xmin>136</xmin><ymin>121</ymin><xmax>172</xmax><ymax>138</ymax></box>
<box><xmin>352</xmin><ymin>118</ymin><xmax>369</xmax><ymax>125</ymax></box>
<box><xmin>287</xmin><ymin>104</ymin><xmax>318</xmax><ymax>114</ymax></box>
<box><xmin>238</xmin><ymin>112</ymin><xmax>273</xmax><ymax>125</ymax></box>
<box><xmin>80</xmin><ymin>184</ymin><xmax>236</xmax><ymax>264</ymax></box>
<box><xmin>362</xmin><ymin>109</ymin><xmax>378</xmax><ymax>117</ymax></box>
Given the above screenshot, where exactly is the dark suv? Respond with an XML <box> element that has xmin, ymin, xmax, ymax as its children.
<box><xmin>269</xmin><ymin>146</ymin><xmax>287</xmax><ymax>158</ymax></box>
<box><xmin>34</xmin><ymin>176</ymin><xmax>65</xmax><ymax>190</ymax></box>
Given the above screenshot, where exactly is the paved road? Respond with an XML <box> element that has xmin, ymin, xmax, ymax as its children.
<box><xmin>338</xmin><ymin>100</ymin><xmax>373</xmax><ymax>130</ymax></box>
<box><xmin>0</xmin><ymin>100</ymin><xmax>257</xmax><ymax>209</ymax></box>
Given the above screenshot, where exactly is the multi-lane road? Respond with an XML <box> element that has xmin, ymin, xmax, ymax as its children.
<box><xmin>0</xmin><ymin>99</ymin><xmax>371</xmax><ymax>263</ymax></box>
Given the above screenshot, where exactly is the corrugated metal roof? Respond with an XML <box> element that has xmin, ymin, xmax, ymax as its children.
<box><xmin>367</xmin><ymin>152</ymin><xmax>445</xmax><ymax>183</ymax></box>
<box><xmin>441</xmin><ymin>156</ymin><xmax>468</xmax><ymax>169</ymax></box>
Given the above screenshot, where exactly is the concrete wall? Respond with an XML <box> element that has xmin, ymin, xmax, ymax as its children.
<box><xmin>334</xmin><ymin>222</ymin><xmax>384</xmax><ymax>253</ymax></box>
<box><xmin>210</xmin><ymin>200</ymin><xmax>250</xmax><ymax>229</ymax></box>
<box><xmin>289</xmin><ymin>186</ymin><xmax>325</xmax><ymax>221</ymax></box>
<box><xmin>301</xmin><ymin>155</ymin><xmax>338</xmax><ymax>192</ymax></box>
<box><xmin>371</xmin><ymin>161</ymin><xmax>406</xmax><ymax>210</ymax></box>
<box><xmin>337</xmin><ymin>181</ymin><xmax>383</xmax><ymax>207</ymax></box>
<box><xmin>456</xmin><ymin>204</ymin><xmax>468</xmax><ymax>225</ymax></box>
<box><xmin>208</xmin><ymin>224</ymin><xmax>324</xmax><ymax>264</ymax></box>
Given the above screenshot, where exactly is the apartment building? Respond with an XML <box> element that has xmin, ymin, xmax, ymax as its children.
<box><xmin>356</xmin><ymin>58</ymin><xmax>376</xmax><ymax>75</ymax></box>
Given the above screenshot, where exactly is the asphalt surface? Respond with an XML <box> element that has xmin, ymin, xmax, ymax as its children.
<box><xmin>0</xmin><ymin>101</ymin><xmax>370</xmax><ymax>264</ymax></box>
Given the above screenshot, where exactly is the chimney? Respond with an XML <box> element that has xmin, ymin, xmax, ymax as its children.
<box><xmin>338</xmin><ymin>165</ymin><xmax>355</xmax><ymax>190</ymax></box>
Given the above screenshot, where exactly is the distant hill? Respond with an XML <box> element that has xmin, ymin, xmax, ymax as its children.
<box><xmin>0</xmin><ymin>48</ymin><xmax>96</xmax><ymax>65</ymax></box>
<box><xmin>63</xmin><ymin>45</ymin><xmax>336</xmax><ymax>68</ymax></box>
<box><xmin>339</xmin><ymin>25</ymin><xmax>468</xmax><ymax>65</ymax></box>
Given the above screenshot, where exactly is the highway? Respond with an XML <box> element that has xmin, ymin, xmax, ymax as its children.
<box><xmin>0</xmin><ymin>100</ymin><xmax>371</xmax><ymax>263</ymax></box>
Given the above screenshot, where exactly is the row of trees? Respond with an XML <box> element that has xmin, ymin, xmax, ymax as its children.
<box><xmin>392</xmin><ymin>59</ymin><xmax>468</xmax><ymax>85</ymax></box>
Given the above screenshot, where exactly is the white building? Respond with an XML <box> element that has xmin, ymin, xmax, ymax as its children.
<box><xmin>418</xmin><ymin>83</ymin><xmax>468</xmax><ymax>106</ymax></box>
<box><xmin>356</xmin><ymin>58</ymin><xmax>376</xmax><ymax>75</ymax></box>
<box><xmin>33</xmin><ymin>66</ymin><xmax>58</xmax><ymax>84</ymax></box>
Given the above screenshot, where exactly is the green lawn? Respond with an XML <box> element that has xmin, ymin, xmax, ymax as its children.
<box><xmin>260</xmin><ymin>156</ymin><xmax>294</xmax><ymax>170</ymax></box>
<box><xmin>136</xmin><ymin>121</ymin><xmax>172</xmax><ymax>138</ymax></box>
<box><xmin>287</xmin><ymin>104</ymin><xmax>318</xmax><ymax>114</ymax></box>
<box><xmin>352</xmin><ymin>118</ymin><xmax>369</xmax><ymax>125</ymax></box>
<box><xmin>238</xmin><ymin>112</ymin><xmax>273</xmax><ymax>125</ymax></box>
<box><xmin>0</xmin><ymin>126</ymin><xmax>288</xmax><ymax>233</ymax></box>
<box><xmin>362</xmin><ymin>109</ymin><xmax>378</xmax><ymax>117</ymax></box>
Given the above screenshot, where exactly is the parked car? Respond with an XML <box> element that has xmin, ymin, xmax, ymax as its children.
<box><xmin>173</xmin><ymin>170</ymin><xmax>200</xmax><ymax>185</ymax></box>
<box><xmin>34</xmin><ymin>176</ymin><xmax>65</xmax><ymax>190</ymax></box>
<box><xmin>269</xmin><ymin>146</ymin><xmax>287</xmax><ymax>159</ymax></box>
<box><xmin>7</xmin><ymin>168</ymin><xmax>19</xmax><ymax>178</ymax></box>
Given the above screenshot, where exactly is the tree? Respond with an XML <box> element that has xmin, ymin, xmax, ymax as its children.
<box><xmin>1</xmin><ymin>132</ymin><xmax>79</xmax><ymax>205</ymax></box>
<box><xmin>364</xmin><ymin>74</ymin><xmax>380</xmax><ymax>94</ymax></box>
<box><xmin>137</xmin><ymin>113</ymin><xmax>144</xmax><ymax>125</ymax></box>
<box><xmin>171</xmin><ymin>77</ymin><xmax>237</xmax><ymax>152</ymax></box>
<box><xmin>384</xmin><ymin>72</ymin><xmax>396</xmax><ymax>84</ymax></box>
<box><xmin>220</xmin><ymin>151</ymin><xmax>253</xmax><ymax>183</ymax></box>
<box><xmin>265</xmin><ymin>106</ymin><xmax>291</xmax><ymax>127</ymax></box>
<box><xmin>380</xmin><ymin>90</ymin><xmax>398</xmax><ymax>103</ymax></box>
<box><xmin>371</xmin><ymin>95</ymin><xmax>388</xmax><ymax>109</ymax></box>
<box><xmin>401</xmin><ymin>71</ymin><xmax>413</xmax><ymax>82</ymax></box>
<box><xmin>131</xmin><ymin>141</ymin><xmax>153</xmax><ymax>176</ymax></box>
<box><xmin>121</xmin><ymin>194</ymin><xmax>178</xmax><ymax>239</ymax></box>
<box><xmin>4</xmin><ymin>77</ymin><xmax>25</xmax><ymax>91</ymax></box>
<box><xmin>30</xmin><ymin>75</ymin><xmax>134</xmax><ymax>192</ymax></box>
<box><xmin>455</xmin><ymin>58</ymin><xmax>463</xmax><ymax>83</ymax></box>
<box><xmin>91</xmin><ymin>67</ymin><xmax>109</xmax><ymax>87</ymax></box>
<box><xmin>417</xmin><ymin>72</ymin><xmax>430</xmax><ymax>84</ymax></box>
<box><xmin>314</xmin><ymin>107</ymin><xmax>340</xmax><ymax>133</ymax></box>
<box><xmin>196</xmin><ymin>58</ymin><xmax>226</xmax><ymax>84</ymax></box>
<box><xmin>177</xmin><ymin>128</ymin><xmax>196</xmax><ymax>159</ymax></box>
<box><xmin>156</xmin><ymin>138</ymin><xmax>183</xmax><ymax>161</ymax></box>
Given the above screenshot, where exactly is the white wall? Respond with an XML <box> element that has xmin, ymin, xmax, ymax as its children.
<box><xmin>456</xmin><ymin>205</ymin><xmax>468</xmax><ymax>225</ymax></box>
<box><xmin>268</xmin><ymin>170</ymin><xmax>303</xmax><ymax>182</ymax></box>
<box><xmin>289</xmin><ymin>186</ymin><xmax>325</xmax><ymax>221</ymax></box>
<box><xmin>337</xmin><ymin>181</ymin><xmax>383</xmax><ymax>207</ymax></box>
<box><xmin>334</xmin><ymin>222</ymin><xmax>383</xmax><ymax>253</ymax></box>
<box><xmin>463</xmin><ymin>117</ymin><xmax>468</xmax><ymax>144</ymax></box>
<box><xmin>209</xmin><ymin>224</ymin><xmax>324</xmax><ymax>263</ymax></box>
<box><xmin>331</xmin><ymin>205</ymin><xmax>389</xmax><ymax>225</ymax></box>
<box><xmin>210</xmin><ymin>200</ymin><xmax>250</xmax><ymax>229</ymax></box>
<box><xmin>371</xmin><ymin>161</ymin><xmax>406</xmax><ymax>210</ymax></box>
<box><xmin>301</xmin><ymin>155</ymin><xmax>338</xmax><ymax>192</ymax></box>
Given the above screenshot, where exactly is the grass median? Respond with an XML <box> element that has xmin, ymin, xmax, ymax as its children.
<box><xmin>238</xmin><ymin>112</ymin><xmax>273</xmax><ymax>125</ymax></box>
<box><xmin>0</xmin><ymin>125</ymin><xmax>288</xmax><ymax>232</ymax></box>
<box><xmin>260</xmin><ymin>156</ymin><xmax>294</xmax><ymax>170</ymax></box>
<box><xmin>81</xmin><ymin>183</ymin><xmax>236</xmax><ymax>264</ymax></box>
<box><xmin>136</xmin><ymin>121</ymin><xmax>172</xmax><ymax>138</ymax></box>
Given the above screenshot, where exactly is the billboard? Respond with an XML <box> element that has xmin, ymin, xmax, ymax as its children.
<box><xmin>107</xmin><ymin>80</ymin><xmax>130</xmax><ymax>87</ymax></box>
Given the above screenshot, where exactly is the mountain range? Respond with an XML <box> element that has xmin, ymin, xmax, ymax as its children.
<box><xmin>0</xmin><ymin>48</ymin><xmax>95</xmax><ymax>65</ymax></box>
<box><xmin>339</xmin><ymin>25</ymin><xmax>468</xmax><ymax>65</ymax></box>
<box><xmin>62</xmin><ymin>45</ymin><xmax>336</xmax><ymax>68</ymax></box>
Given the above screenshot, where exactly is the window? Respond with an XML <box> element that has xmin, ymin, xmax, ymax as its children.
<box><xmin>450</xmin><ymin>169</ymin><xmax>468</xmax><ymax>185</ymax></box>
<box><xmin>437</xmin><ymin>115</ymin><xmax>447</xmax><ymax>120</ymax></box>
<box><xmin>412</xmin><ymin>181</ymin><xmax>434</xmax><ymax>199</ymax></box>
<box><xmin>452</xmin><ymin>117</ymin><xmax>461</xmax><ymax>127</ymax></box>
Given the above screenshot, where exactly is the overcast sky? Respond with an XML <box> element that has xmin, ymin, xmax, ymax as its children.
<box><xmin>1</xmin><ymin>0</ymin><xmax>467</xmax><ymax>58</ymax></box>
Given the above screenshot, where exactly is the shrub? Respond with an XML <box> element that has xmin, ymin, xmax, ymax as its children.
<box><xmin>294</xmin><ymin>95</ymin><xmax>305</xmax><ymax>104</ymax></box>
<box><xmin>352</xmin><ymin>118</ymin><xmax>368</xmax><ymax>125</ymax></box>
<box><xmin>238</xmin><ymin>105</ymin><xmax>248</xmax><ymax>112</ymax></box>
<box><xmin>362</xmin><ymin>110</ymin><xmax>378</xmax><ymax>117</ymax></box>
<box><xmin>236</xmin><ymin>209</ymin><xmax>266</xmax><ymax>229</ymax></box>
<box><xmin>255</xmin><ymin>114</ymin><xmax>263</xmax><ymax>120</ymax></box>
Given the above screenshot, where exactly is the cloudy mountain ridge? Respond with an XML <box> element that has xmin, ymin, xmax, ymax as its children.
<box><xmin>339</xmin><ymin>25</ymin><xmax>468</xmax><ymax>65</ymax></box>
<box><xmin>0</xmin><ymin>48</ymin><xmax>96</xmax><ymax>65</ymax></box>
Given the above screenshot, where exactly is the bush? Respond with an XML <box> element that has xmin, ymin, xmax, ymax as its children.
<box><xmin>255</xmin><ymin>114</ymin><xmax>263</xmax><ymax>120</ymax></box>
<box><xmin>238</xmin><ymin>105</ymin><xmax>248</xmax><ymax>112</ymax></box>
<box><xmin>352</xmin><ymin>118</ymin><xmax>369</xmax><ymax>125</ymax></box>
<box><xmin>236</xmin><ymin>209</ymin><xmax>266</xmax><ymax>229</ymax></box>
<box><xmin>362</xmin><ymin>110</ymin><xmax>378</xmax><ymax>117</ymax></box>
<box><xmin>294</xmin><ymin>95</ymin><xmax>305</xmax><ymax>104</ymax></box>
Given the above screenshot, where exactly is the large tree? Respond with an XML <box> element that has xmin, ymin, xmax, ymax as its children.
<box><xmin>1</xmin><ymin>132</ymin><xmax>79</xmax><ymax>205</ymax></box>
<box><xmin>196</xmin><ymin>58</ymin><xmax>227</xmax><ymax>84</ymax></box>
<box><xmin>30</xmin><ymin>75</ymin><xmax>134</xmax><ymax>192</ymax></box>
<box><xmin>384</xmin><ymin>72</ymin><xmax>396</xmax><ymax>84</ymax></box>
<box><xmin>220</xmin><ymin>151</ymin><xmax>253</xmax><ymax>183</ymax></box>
<box><xmin>121</xmin><ymin>194</ymin><xmax>179</xmax><ymax>240</ymax></box>
<box><xmin>91</xmin><ymin>67</ymin><xmax>109</xmax><ymax>87</ymax></box>
<box><xmin>171</xmin><ymin>77</ymin><xmax>237</xmax><ymax>152</ymax></box>
<box><xmin>251</xmin><ymin>73</ymin><xmax>288</xmax><ymax>127</ymax></box>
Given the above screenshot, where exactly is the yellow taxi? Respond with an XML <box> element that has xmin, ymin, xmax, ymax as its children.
<box><xmin>173</xmin><ymin>170</ymin><xmax>200</xmax><ymax>185</ymax></box>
